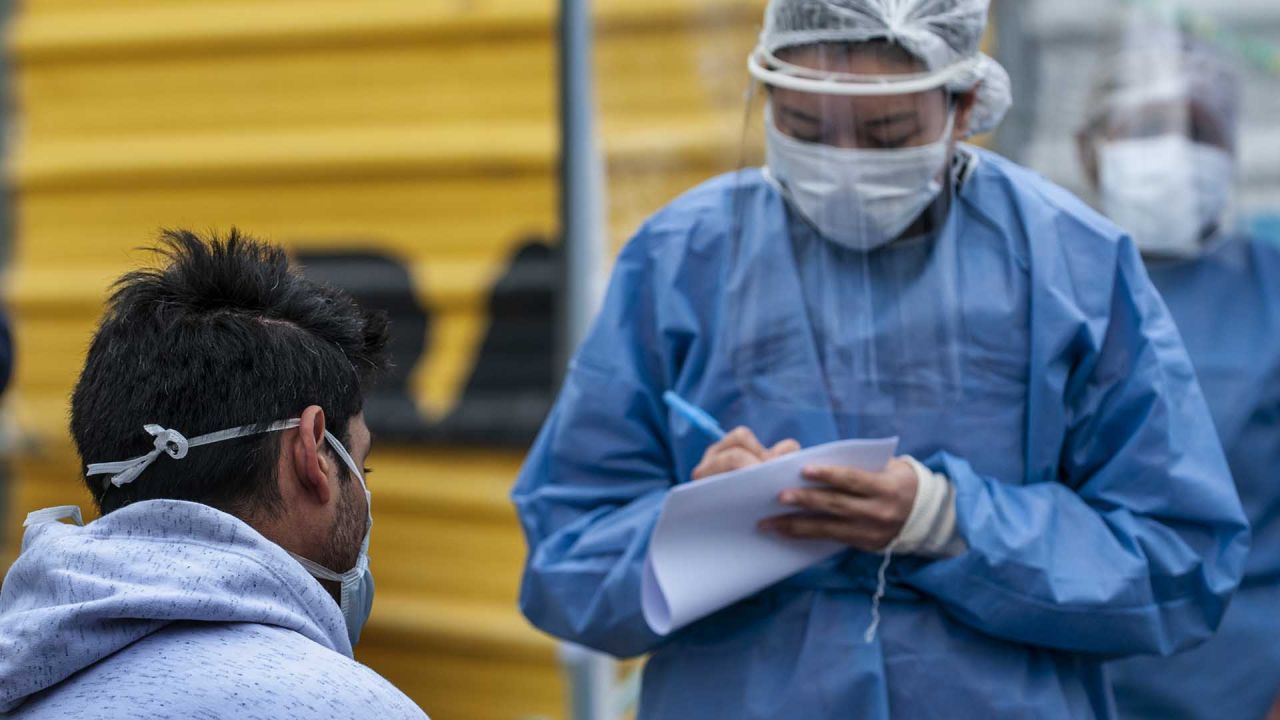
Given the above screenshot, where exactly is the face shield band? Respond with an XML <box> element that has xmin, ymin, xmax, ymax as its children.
<box><xmin>748</xmin><ymin>48</ymin><xmax>981</xmax><ymax>96</ymax></box>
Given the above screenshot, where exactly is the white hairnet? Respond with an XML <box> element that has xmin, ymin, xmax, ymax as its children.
<box><xmin>753</xmin><ymin>0</ymin><xmax>1012</xmax><ymax>136</ymax></box>
<box><xmin>1084</xmin><ymin>26</ymin><xmax>1241</xmax><ymax>150</ymax></box>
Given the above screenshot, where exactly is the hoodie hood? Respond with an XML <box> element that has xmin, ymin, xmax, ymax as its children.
<box><xmin>0</xmin><ymin>499</ymin><xmax>350</xmax><ymax>712</ymax></box>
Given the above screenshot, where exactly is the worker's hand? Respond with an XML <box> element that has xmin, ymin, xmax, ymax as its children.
<box><xmin>1267</xmin><ymin>690</ymin><xmax>1280</xmax><ymax>720</ymax></box>
<box><xmin>760</xmin><ymin>457</ymin><xmax>919</xmax><ymax>552</ymax></box>
<box><xmin>692</xmin><ymin>427</ymin><xmax>800</xmax><ymax>480</ymax></box>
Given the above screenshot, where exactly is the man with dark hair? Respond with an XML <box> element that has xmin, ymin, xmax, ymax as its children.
<box><xmin>0</xmin><ymin>230</ymin><xmax>429</xmax><ymax>719</ymax></box>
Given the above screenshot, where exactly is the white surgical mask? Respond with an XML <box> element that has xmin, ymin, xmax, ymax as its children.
<box><xmin>764</xmin><ymin>106</ymin><xmax>955</xmax><ymax>251</ymax></box>
<box><xmin>1098</xmin><ymin>135</ymin><xmax>1234</xmax><ymax>259</ymax></box>
<box><xmin>85</xmin><ymin>418</ymin><xmax>375</xmax><ymax>648</ymax></box>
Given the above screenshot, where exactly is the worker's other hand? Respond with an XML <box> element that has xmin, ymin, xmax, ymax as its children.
<box><xmin>760</xmin><ymin>457</ymin><xmax>919</xmax><ymax>552</ymax></box>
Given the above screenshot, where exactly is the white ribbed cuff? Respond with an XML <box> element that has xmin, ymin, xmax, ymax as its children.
<box><xmin>893</xmin><ymin>456</ymin><xmax>966</xmax><ymax>558</ymax></box>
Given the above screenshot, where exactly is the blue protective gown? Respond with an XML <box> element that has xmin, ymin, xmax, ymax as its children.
<box><xmin>513</xmin><ymin>148</ymin><xmax>1249</xmax><ymax>719</ymax></box>
<box><xmin>1109</xmin><ymin>235</ymin><xmax>1280</xmax><ymax>720</ymax></box>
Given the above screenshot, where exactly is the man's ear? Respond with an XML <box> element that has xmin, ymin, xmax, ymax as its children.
<box><xmin>286</xmin><ymin>405</ymin><xmax>332</xmax><ymax>506</ymax></box>
<box><xmin>952</xmin><ymin>87</ymin><xmax>979</xmax><ymax>142</ymax></box>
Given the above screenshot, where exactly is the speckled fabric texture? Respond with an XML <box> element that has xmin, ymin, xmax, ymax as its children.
<box><xmin>0</xmin><ymin>499</ymin><xmax>428</xmax><ymax>719</ymax></box>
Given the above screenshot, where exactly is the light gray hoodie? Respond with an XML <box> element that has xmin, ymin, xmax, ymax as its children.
<box><xmin>0</xmin><ymin>499</ymin><xmax>428</xmax><ymax>719</ymax></box>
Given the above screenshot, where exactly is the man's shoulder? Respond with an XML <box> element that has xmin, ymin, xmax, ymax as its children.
<box><xmin>14</xmin><ymin>622</ymin><xmax>428</xmax><ymax>719</ymax></box>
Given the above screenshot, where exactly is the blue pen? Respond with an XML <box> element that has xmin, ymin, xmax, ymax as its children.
<box><xmin>662</xmin><ymin>391</ymin><xmax>727</xmax><ymax>441</ymax></box>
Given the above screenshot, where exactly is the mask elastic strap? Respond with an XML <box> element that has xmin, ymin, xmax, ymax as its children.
<box><xmin>288</xmin><ymin>547</ymin><xmax>368</xmax><ymax>600</ymax></box>
<box><xmin>322</xmin><ymin>429</ymin><xmax>364</xmax><ymax>484</ymax></box>
<box><xmin>935</xmin><ymin>107</ymin><xmax>957</xmax><ymax>148</ymax></box>
<box><xmin>290</xmin><ymin>551</ymin><xmax>347</xmax><ymax>582</ymax></box>
<box><xmin>87</xmin><ymin>419</ymin><xmax>303</xmax><ymax>489</ymax></box>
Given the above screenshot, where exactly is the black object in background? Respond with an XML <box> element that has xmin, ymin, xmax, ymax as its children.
<box><xmin>296</xmin><ymin>238</ymin><xmax>560</xmax><ymax>447</ymax></box>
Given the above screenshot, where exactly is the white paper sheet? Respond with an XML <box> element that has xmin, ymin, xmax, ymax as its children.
<box><xmin>641</xmin><ymin>437</ymin><xmax>898</xmax><ymax>635</ymax></box>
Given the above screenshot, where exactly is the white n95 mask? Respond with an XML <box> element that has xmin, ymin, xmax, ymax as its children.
<box><xmin>1099</xmin><ymin>135</ymin><xmax>1234</xmax><ymax>259</ymax></box>
<box><xmin>86</xmin><ymin>417</ymin><xmax>375</xmax><ymax>649</ymax></box>
<box><xmin>764</xmin><ymin>107</ymin><xmax>955</xmax><ymax>251</ymax></box>
<box><xmin>285</xmin><ymin>429</ymin><xmax>375</xmax><ymax>649</ymax></box>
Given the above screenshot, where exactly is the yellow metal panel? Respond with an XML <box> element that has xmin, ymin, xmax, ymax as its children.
<box><xmin>598</xmin><ymin>0</ymin><xmax>765</xmax><ymax>246</ymax></box>
<box><xmin>18</xmin><ymin>45</ymin><xmax>556</xmax><ymax>141</ymax></box>
<box><xmin>10</xmin><ymin>172</ymin><xmax>556</xmax><ymax>416</ymax></box>
<box><xmin>13</xmin><ymin>1</ymin><xmax>556</xmax><ymax>61</ymax></box>
<box><xmin>13</xmin><ymin>126</ymin><xmax>556</xmax><ymax>190</ymax></box>
<box><xmin>7</xmin><ymin>2</ymin><xmax>563</xmax><ymax>718</ymax></box>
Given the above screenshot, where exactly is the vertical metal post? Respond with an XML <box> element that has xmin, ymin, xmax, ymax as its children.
<box><xmin>559</xmin><ymin>0</ymin><xmax>609</xmax><ymax>366</ymax></box>
<box><xmin>992</xmin><ymin>0</ymin><xmax>1037</xmax><ymax>162</ymax></box>
<box><xmin>558</xmin><ymin>1</ymin><xmax>615</xmax><ymax>719</ymax></box>
<box><xmin>558</xmin><ymin>642</ymin><xmax>615</xmax><ymax>720</ymax></box>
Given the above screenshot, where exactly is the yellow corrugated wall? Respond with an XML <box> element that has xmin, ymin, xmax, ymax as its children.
<box><xmin>2</xmin><ymin>1</ymin><xmax>762</xmax><ymax>718</ymax></box>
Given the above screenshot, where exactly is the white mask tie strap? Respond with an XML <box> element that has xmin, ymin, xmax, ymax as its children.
<box><xmin>290</xmin><ymin>552</ymin><xmax>346</xmax><ymax>582</ymax></box>
<box><xmin>87</xmin><ymin>419</ymin><xmax>303</xmax><ymax>489</ymax></box>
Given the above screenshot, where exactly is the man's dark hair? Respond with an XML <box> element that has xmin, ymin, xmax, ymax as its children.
<box><xmin>71</xmin><ymin>229</ymin><xmax>389</xmax><ymax>517</ymax></box>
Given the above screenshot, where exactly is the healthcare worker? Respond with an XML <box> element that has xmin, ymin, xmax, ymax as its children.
<box><xmin>514</xmin><ymin>1</ymin><xmax>1249</xmax><ymax>717</ymax></box>
<box><xmin>1077</xmin><ymin>26</ymin><xmax>1280</xmax><ymax>720</ymax></box>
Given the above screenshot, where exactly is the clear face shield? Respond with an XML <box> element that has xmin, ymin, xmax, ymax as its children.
<box><xmin>1078</xmin><ymin>13</ymin><xmax>1240</xmax><ymax>258</ymax></box>
<box><xmin>750</xmin><ymin>41</ymin><xmax>965</xmax><ymax>251</ymax></box>
<box><xmin>712</xmin><ymin>38</ymin><xmax>1008</xmax><ymax>456</ymax></box>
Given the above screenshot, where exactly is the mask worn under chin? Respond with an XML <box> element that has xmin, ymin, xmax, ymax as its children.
<box><xmin>1099</xmin><ymin>135</ymin><xmax>1234</xmax><ymax>259</ymax></box>
<box><xmin>764</xmin><ymin>105</ymin><xmax>955</xmax><ymax>251</ymax></box>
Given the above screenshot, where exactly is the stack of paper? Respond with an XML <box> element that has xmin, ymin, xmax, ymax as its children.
<box><xmin>641</xmin><ymin>437</ymin><xmax>898</xmax><ymax>635</ymax></box>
